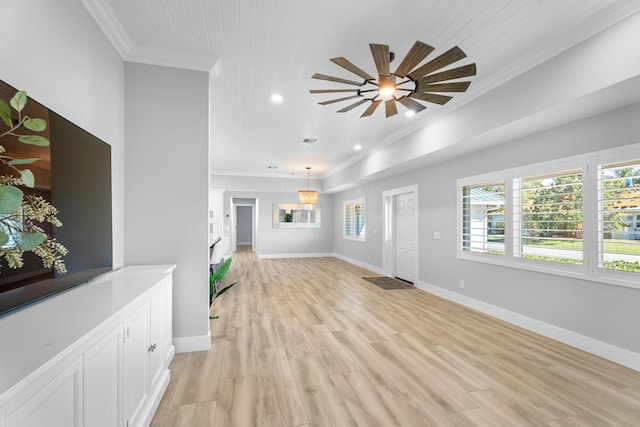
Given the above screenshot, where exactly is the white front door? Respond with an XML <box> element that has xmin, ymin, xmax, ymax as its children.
<box><xmin>395</xmin><ymin>192</ymin><xmax>417</xmax><ymax>283</ymax></box>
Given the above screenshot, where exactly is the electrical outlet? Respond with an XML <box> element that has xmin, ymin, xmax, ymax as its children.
<box><xmin>459</xmin><ymin>279</ymin><xmax>465</xmax><ymax>289</ymax></box>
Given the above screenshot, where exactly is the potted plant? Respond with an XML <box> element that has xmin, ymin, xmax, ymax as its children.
<box><xmin>209</xmin><ymin>257</ymin><xmax>237</xmax><ymax>319</ymax></box>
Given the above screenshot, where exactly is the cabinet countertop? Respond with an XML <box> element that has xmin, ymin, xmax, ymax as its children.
<box><xmin>0</xmin><ymin>264</ymin><xmax>176</xmax><ymax>396</ymax></box>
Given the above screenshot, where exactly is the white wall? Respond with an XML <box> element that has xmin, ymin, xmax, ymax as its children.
<box><xmin>124</xmin><ymin>63</ymin><xmax>210</xmax><ymax>352</ymax></box>
<box><xmin>0</xmin><ymin>0</ymin><xmax>125</xmax><ymax>267</ymax></box>
<box><xmin>224</xmin><ymin>191</ymin><xmax>334</xmax><ymax>257</ymax></box>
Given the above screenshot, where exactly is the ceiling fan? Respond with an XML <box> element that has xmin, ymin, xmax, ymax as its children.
<box><xmin>310</xmin><ymin>41</ymin><xmax>476</xmax><ymax>118</ymax></box>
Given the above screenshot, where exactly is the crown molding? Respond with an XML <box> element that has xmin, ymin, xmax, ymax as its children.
<box><xmin>126</xmin><ymin>46</ymin><xmax>218</xmax><ymax>73</ymax></box>
<box><xmin>81</xmin><ymin>0</ymin><xmax>217</xmax><ymax>72</ymax></box>
<box><xmin>81</xmin><ymin>0</ymin><xmax>131</xmax><ymax>59</ymax></box>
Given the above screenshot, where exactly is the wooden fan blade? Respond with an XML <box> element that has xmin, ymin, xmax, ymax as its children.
<box><xmin>337</xmin><ymin>98</ymin><xmax>368</xmax><ymax>112</ymax></box>
<box><xmin>370</xmin><ymin>44</ymin><xmax>390</xmax><ymax>77</ymax></box>
<box><xmin>416</xmin><ymin>81</ymin><xmax>471</xmax><ymax>93</ymax></box>
<box><xmin>396</xmin><ymin>96</ymin><xmax>427</xmax><ymax>113</ymax></box>
<box><xmin>385</xmin><ymin>99</ymin><xmax>398</xmax><ymax>117</ymax></box>
<box><xmin>360</xmin><ymin>100</ymin><xmax>382</xmax><ymax>117</ymax></box>
<box><xmin>394</xmin><ymin>41</ymin><xmax>435</xmax><ymax>78</ymax></box>
<box><xmin>312</xmin><ymin>73</ymin><xmax>364</xmax><ymax>86</ymax></box>
<box><xmin>319</xmin><ymin>95</ymin><xmax>362</xmax><ymax>105</ymax></box>
<box><xmin>309</xmin><ymin>89</ymin><xmax>360</xmax><ymax>94</ymax></box>
<box><xmin>331</xmin><ymin>57</ymin><xmax>375</xmax><ymax>81</ymax></box>
<box><xmin>416</xmin><ymin>63</ymin><xmax>476</xmax><ymax>85</ymax></box>
<box><xmin>409</xmin><ymin>92</ymin><xmax>452</xmax><ymax>105</ymax></box>
<box><xmin>407</xmin><ymin>46</ymin><xmax>467</xmax><ymax>79</ymax></box>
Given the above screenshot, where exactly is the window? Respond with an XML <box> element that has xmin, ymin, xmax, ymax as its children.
<box><xmin>514</xmin><ymin>169</ymin><xmax>583</xmax><ymax>265</ymax></box>
<box><xmin>458</xmin><ymin>143</ymin><xmax>640</xmax><ymax>289</ymax></box>
<box><xmin>461</xmin><ymin>182</ymin><xmax>505</xmax><ymax>256</ymax></box>
<box><xmin>344</xmin><ymin>198</ymin><xmax>366</xmax><ymax>241</ymax></box>
<box><xmin>598</xmin><ymin>160</ymin><xmax>640</xmax><ymax>273</ymax></box>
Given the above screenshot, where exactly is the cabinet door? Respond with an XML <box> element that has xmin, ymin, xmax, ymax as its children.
<box><xmin>148</xmin><ymin>289</ymin><xmax>165</xmax><ymax>390</ymax></box>
<box><xmin>7</xmin><ymin>359</ymin><xmax>83</xmax><ymax>427</ymax></box>
<box><xmin>84</xmin><ymin>326</ymin><xmax>121</xmax><ymax>427</ymax></box>
<box><xmin>164</xmin><ymin>279</ymin><xmax>174</xmax><ymax>366</ymax></box>
<box><xmin>123</xmin><ymin>303</ymin><xmax>150</xmax><ymax>427</ymax></box>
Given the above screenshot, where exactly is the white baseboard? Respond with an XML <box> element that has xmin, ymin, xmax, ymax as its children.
<box><xmin>173</xmin><ymin>332</ymin><xmax>211</xmax><ymax>353</ymax></box>
<box><xmin>416</xmin><ymin>280</ymin><xmax>640</xmax><ymax>372</ymax></box>
<box><xmin>258</xmin><ymin>252</ymin><xmax>334</xmax><ymax>259</ymax></box>
<box><xmin>332</xmin><ymin>253</ymin><xmax>384</xmax><ymax>276</ymax></box>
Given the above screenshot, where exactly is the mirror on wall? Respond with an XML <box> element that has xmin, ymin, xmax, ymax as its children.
<box><xmin>272</xmin><ymin>204</ymin><xmax>321</xmax><ymax>228</ymax></box>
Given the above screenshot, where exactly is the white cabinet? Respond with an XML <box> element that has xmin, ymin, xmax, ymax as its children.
<box><xmin>123</xmin><ymin>302</ymin><xmax>151</xmax><ymax>427</ymax></box>
<box><xmin>0</xmin><ymin>265</ymin><xmax>175</xmax><ymax>427</ymax></box>
<box><xmin>148</xmin><ymin>289</ymin><xmax>165</xmax><ymax>391</ymax></box>
<box><xmin>210</xmin><ymin>189</ymin><xmax>224</xmax><ymax>244</ymax></box>
<box><xmin>84</xmin><ymin>326</ymin><xmax>121</xmax><ymax>427</ymax></box>
<box><xmin>6</xmin><ymin>359</ymin><xmax>83</xmax><ymax>427</ymax></box>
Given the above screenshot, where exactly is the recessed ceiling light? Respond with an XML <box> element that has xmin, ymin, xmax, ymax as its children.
<box><xmin>405</xmin><ymin>110</ymin><xmax>416</xmax><ymax>117</ymax></box>
<box><xmin>354</xmin><ymin>144</ymin><xmax>362</xmax><ymax>151</ymax></box>
<box><xmin>270</xmin><ymin>93</ymin><xmax>283</xmax><ymax>103</ymax></box>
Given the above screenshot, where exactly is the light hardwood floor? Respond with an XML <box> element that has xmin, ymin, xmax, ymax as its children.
<box><xmin>151</xmin><ymin>246</ymin><xmax>640</xmax><ymax>426</ymax></box>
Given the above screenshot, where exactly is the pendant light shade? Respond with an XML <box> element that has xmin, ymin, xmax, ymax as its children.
<box><xmin>298</xmin><ymin>166</ymin><xmax>319</xmax><ymax>204</ymax></box>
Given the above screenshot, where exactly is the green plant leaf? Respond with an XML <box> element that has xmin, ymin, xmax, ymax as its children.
<box><xmin>20</xmin><ymin>232</ymin><xmax>46</xmax><ymax>251</ymax></box>
<box><xmin>0</xmin><ymin>231</ymin><xmax>9</xmax><ymax>247</ymax></box>
<box><xmin>0</xmin><ymin>185</ymin><xmax>24</xmax><ymax>214</ymax></box>
<box><xmin>215</xmin><ymin>282</ymin><xmax>237</xmax><ymax>298</ymax></box>
<box><xmin>0</xmin><ymin>100</ymin><xmax>11</xmax><ymax>127</ymax></box>
<box><xmin>23</xmin><ymin>118</ymin><xmax>47</xmax><ymax>132</ymax></box>
<box><xmin>21</xmin><ymin>169</ymin><xmax>35</xmax><ymax>188</ymax></box>
<box><xmin>10</xmin><ymin>91</ymin><xmax>27</xmax><ymax>113</ymax></box>
<box><xmin>18</xmin><ymin>135</ymin><xmax>49</xmax><ymax>146</ymax></box>
<box><xmin>211</xmin><ymin>257</ymin><xmax>232</xmax><ymax>281</ymax></box>
<box><xmin>8</xmin><ymin>158</ymin><xmax>39</xmax><ymax>165</ymax></box>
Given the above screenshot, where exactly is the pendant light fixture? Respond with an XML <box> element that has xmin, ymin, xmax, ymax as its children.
<box><xmin>298</xmin><ymin>166</ymin><xmax>319</xmax><ymax>204</ymax></box>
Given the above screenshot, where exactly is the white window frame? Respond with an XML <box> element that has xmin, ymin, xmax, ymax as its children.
<box><xmin>592</xmin><ymin>145</ymin><xmax>640</xmax><ymax>286</ymax></box>
<box><xmin>343</xmin><ymin>197</ymin><xmax>366</xmax><ymax>242</ymax></box>
<box><xmin>511</xmin><ymin>158</ymin><xmax>587</xmax><ymax>277</ymax></box>
<box><xmin>457</xmin><ymin>143</ymin><xmax>640</xmax><ymax>290</ymax></box>
<box><xmin>457</xmin><ymin>173</ymin><xmax>509</xmax><ymax>264</ymax></box>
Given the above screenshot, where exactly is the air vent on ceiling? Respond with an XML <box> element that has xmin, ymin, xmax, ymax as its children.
<box><xmin>302</xmin><ymin>138</ymin><xmax>318</xmax><ymax>144</ymax></box>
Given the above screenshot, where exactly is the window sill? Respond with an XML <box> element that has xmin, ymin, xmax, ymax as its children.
<box><xmin>457</xmin><ymin>252</ymin><xmax>640</xmax><ymax>290</ymax></box>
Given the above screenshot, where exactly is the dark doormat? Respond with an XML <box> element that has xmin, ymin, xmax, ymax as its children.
<box><xmin>362</xmin><ymin>276</ymin><xmax>414</xmax><ymax>290</ymax></box>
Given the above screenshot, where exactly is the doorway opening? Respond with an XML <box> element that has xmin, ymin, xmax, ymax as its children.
<box><xmin>231</xmin><ymin>198</ymin><xmax>258</xmax><ymax>253</ymax></box>
<box><xmin>382</xmin><ymin>185</ymin><xmax>419</xmax><ymax>285</ymax></box>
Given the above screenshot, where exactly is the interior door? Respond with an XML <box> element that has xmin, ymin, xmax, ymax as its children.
<box><xmin>236</xmin><ymin>205</ymin><xmax>253</xmax><ymax>244</ymax></box>
<box><xmin>395</xmin><ymin>192</ymin><xmax>416</xmax><ymax>283</ymax></box>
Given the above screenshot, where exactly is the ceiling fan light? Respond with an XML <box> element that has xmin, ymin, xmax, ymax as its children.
<box><xmin>379</xmin><ymin>86</ymin><xmax>396</xmax><ymax>96</ymax></box>
<box><xmin>378</xmin><ymin>75</ymin><xmax>396</xmax><ymax>97</ymax></box>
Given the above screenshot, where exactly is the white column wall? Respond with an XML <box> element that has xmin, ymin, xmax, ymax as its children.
<box><xmin>124</xmin><ymin>63</ymin><xmax>210</xmax><ymax>352</ymax></box>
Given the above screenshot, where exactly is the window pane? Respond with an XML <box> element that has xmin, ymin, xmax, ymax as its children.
<box><xmin>514</xmin><ymin>170</ymin><xmax>583</xmax><ymax>264</ymax></box>
<box><xmin>344</xmin><ymin>200</ymin><xmax>366</xmax><ymax>239</ymax></box>
<box><xmin>461</xmin><ymin>183</ymin><xmax>505</xmax><ymax>255</ymax></box>
<box><xmin>598</xmin><ymin>161</ymin><xmax>640</xmax><ymax>273</ymax></box>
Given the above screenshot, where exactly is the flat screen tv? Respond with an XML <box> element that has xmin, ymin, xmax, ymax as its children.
<box><xmin>0</xmin><ymin>79</ymin><xmax>112</xmax><ymax>317</ymax></box>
